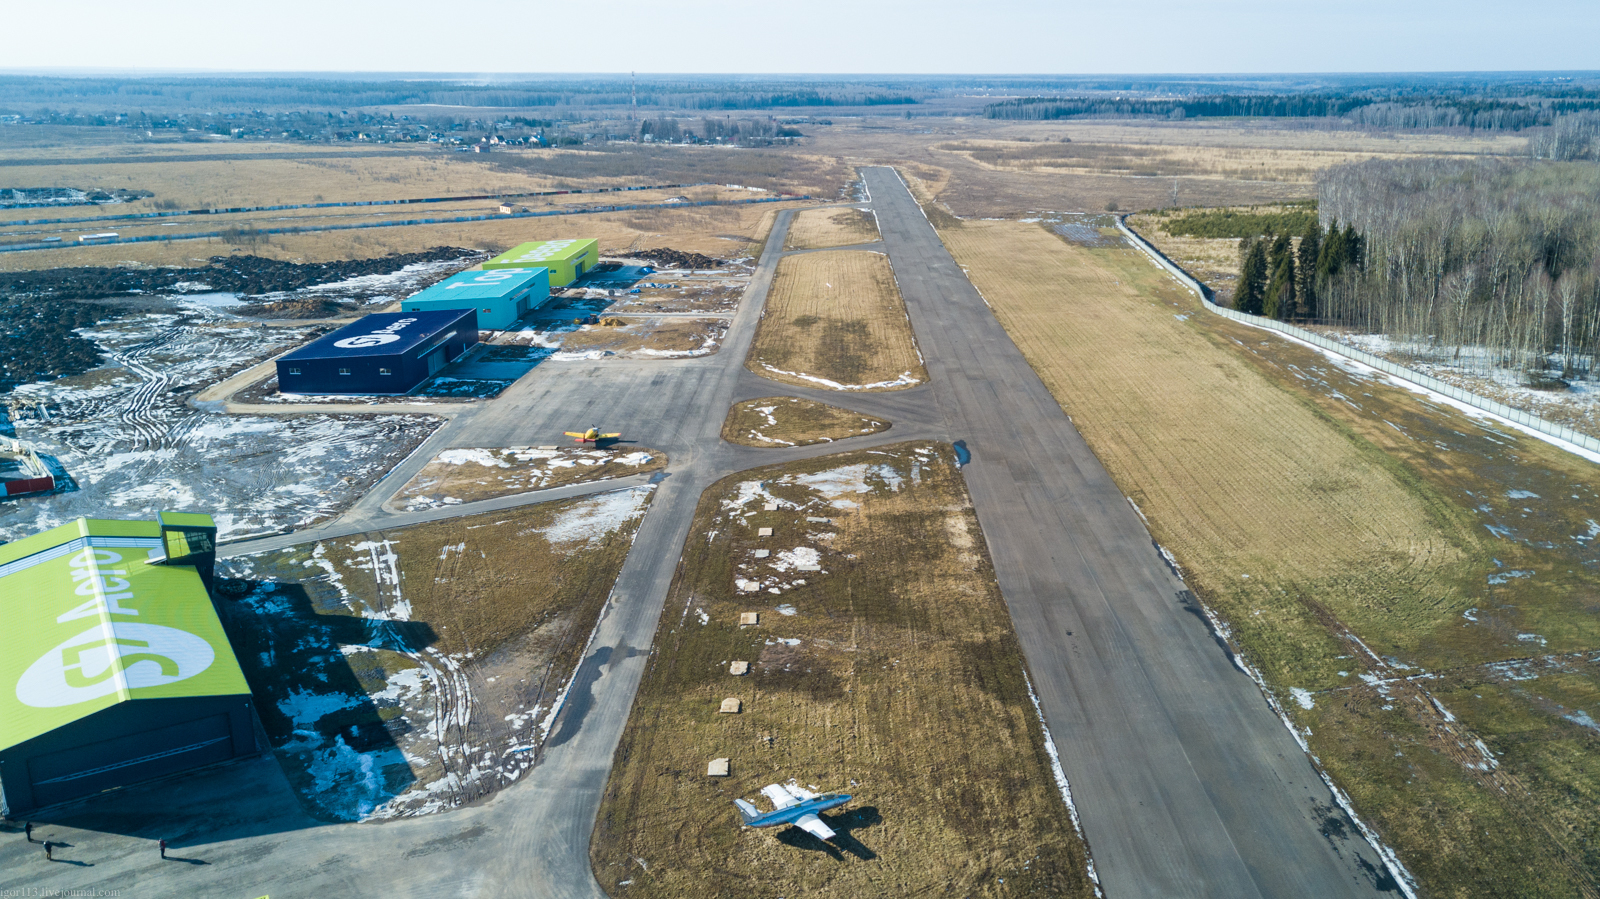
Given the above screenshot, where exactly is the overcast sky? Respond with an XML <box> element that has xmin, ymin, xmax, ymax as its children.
<box><xmin>6</xmin><ymin>0</ymin><xmax>1597</xmax><ymax>74</ymax></box>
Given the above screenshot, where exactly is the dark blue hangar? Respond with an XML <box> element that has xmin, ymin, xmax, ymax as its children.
<box><xmin>275</xmin><ymin>309</ymin><xmax>478</xmax><ymax>395</ymax></box>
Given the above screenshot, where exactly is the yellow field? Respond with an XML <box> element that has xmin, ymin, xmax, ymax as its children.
<box><xmin>783</xmin><ymin>206</ymin><xmax>879</xmax><ymax>250</ymax></box>
<box><xmin>941</xmin><ymin>218</ymin><xmax>1600</xmax><ymax>898</ymax></box>
<box><xmin>747</xmin><ymin>250</ymin><xmax>926</xmax><ymax>391</ymax></box>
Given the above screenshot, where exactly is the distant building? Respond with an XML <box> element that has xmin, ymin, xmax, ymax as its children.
<box><xmin>0</xmin><ymin>513</ymin><xmax>256</xmax><ymax>814</ymax></box>
<box><xmin>0</xmin><ymin>438</ymin><xmax>55</xmax><ymax>498</ymax></box>
<box><xmin>498</xmin><ymin>202</ymin><xmax>524</xmax><ymax>215</ymax></box>
<box><xmin>482</xmin><ymin>239</ymin><xmax>599</xmax><ymax>287</ymax></box>
<box><xmin>403</xmin><ymin>267</ymin><xmax>550</xmax><ymax>330</ymax></box>
<box><xmin>275</xmin><ymin>309</ymin><xmax>478</xmax><ymax>395</ymax></box>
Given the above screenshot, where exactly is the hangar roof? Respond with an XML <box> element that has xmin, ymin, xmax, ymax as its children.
<box><xmin>0</xmin><ymin>516</ymin><xmax>249</xmax><ymax>753</ymax></box>
<box><xmin>406</xmin><ymin>267</ymin><xmax>546</xmax><ymax>304</ymax></box>
<box><xmin>484</xmin><ymin>239</ymin><xmax>597</xmax><ymax>268</ymax></box>
<box><xmin>279</xmin><ymin>309</ymin><xmax>475</xmax><ymax>361</ymax></box>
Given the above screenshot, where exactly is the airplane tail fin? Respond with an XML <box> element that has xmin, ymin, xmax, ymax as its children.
<box><xmin>733</xmin><ymin>798</ymin><xmax>761</xmax><ymax>825</ymax></box>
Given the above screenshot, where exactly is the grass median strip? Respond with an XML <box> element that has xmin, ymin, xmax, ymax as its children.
<box><xmin>592</xmin><ymin>441</ymin><xmax>1095</xmax><ymax>898</ymax></box>
<box><xmin>721</xmin><ymin>396</ymin><xmax>889</xmax><ymax>447</ymax></box>
<box><xmin>784</xmin><ymin>206</ymin><xmax>879</xmax><ymax>250</ymax></box>
<box><xmin>942</xmin><ymin>217</ymin><xmax>1600</xmax><ymax>899</ymax></box>
<box><xmin>747</xmin><ymin>250</ymin><xmax>926</xmax><ymax>391</ymax></box>
<box><xmin>389</xmin><ymin>445</ymin><xmax>664</xmax><ymax>512</ymax></box>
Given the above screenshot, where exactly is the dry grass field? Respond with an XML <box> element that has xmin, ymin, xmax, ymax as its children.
<box><xmin>937</xmin><ymin>139</ymin><xmax>1390</xmax><ymax>183</ymax></box>
<box><xmin>747</xmin><ymin>250</ymin><xmax>926</xmax><ymax>391</ymax></box>
<box><xmin>784</xmin><ymin>206</ymin><xmax>879</xmax><ymax>250</ymax></box>
<box><xmin>720</xmin><ymin>396</ymin><xmax>889</xmax><ymax>447</ymax></box>
<box><xmin>217</xmin><ymin>491</ymin><xmax>652</xmax><ymax>819</ymax></box>
<box><xmin>798</xmin><ymin>117</ymin><xmax>1526</xmax><ymax>219</ymax></box>
<box><xmin>941</xmin><ymin>219</ymin><xmax>1600</xmax><ymax>898</ymax></box>
<box><xmin>388</xmin><ymin>446</ymin><xmax>664</xmax><ymax>512</ymax></box>
<box><xmin>591</xmin><ymin>443</ymin><xmax>1094</xmax><ymax>898</ymax></box>
<box><xmin>0</xmin><ymin>140</ymin><xmax>822</xmax><ymax>270</ymax></box>
<box><xmin>0</xmin><ymin>200</ymin><xmax>792</xmax><ymax>272</ymax></box>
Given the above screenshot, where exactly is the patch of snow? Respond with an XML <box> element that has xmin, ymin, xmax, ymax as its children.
<box><xmin>1517</xmin><ymin>633</ymin><xmax>1548</xmax><ymax>646</ymax></box>
<box><xmin>759</xmin><ymin>363</ymin><xmax>921</xmax><ymax>391</ymax></box>
<box><xmin>535</xmin><ymin>486</ymin><xmax>653</xmax><ymax>548</ymax></box>
<box><xmin>436</xmin><ymin>448</ymin><xmax>510</xmax><ymax>468</ymax></box>
<box><xmin>775</xmin><ymin>604</ymin><xmax>798</xmax><ymax>616</ymax></box>
<box><xmin>1290</xmin><ymin>688</ymin><xmax>1315</xmax><ymax>710</ymax></box>
<box><xmin>771</xmin><ymin>546</ymin><xmax>821</xmax><ymax>572</ymax></box>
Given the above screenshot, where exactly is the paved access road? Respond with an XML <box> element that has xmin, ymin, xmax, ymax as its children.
<box><xmin>0</xmin><ymin>176</ymin><xmax>1392</xmax><ymax>899</ymax></box>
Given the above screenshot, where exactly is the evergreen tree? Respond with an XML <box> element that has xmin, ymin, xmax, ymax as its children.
<box><xmin>1264</xmin><ymin>250</ymin><xmax>1296</xmax><ymax>320</ymax></box>
<box><xmin>1317</xmin><ymin>220</ymin><xmax>1345</xmax><ymax>282</ymax></box>
<box><xmin>1295</xmin><ymin>222</ymin><xmax>1321</xmax><ymax>320</ymax></box>
<box><xmin>1342</xmin><ymin>223</ymin><xmax>1364</xmax><ymax>271</ymax></box>
<box><xmin>1235</xmin><ymin>237</ymin><xmax>1268</xmax><ymax>314</ymax></box>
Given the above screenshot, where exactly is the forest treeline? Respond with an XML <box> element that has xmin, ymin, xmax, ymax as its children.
<box><xmin>987</xmin><ymin>94</ymin><xmax>1600</xmax><ymax>133</ymax></box>
<box><xmin>1234</xmin><ymin>156</ymin><xmax>1600</xmax><ymax>378</ymax></box>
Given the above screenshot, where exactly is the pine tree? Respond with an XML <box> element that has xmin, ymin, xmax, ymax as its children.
<box><xmin>1317</xmin><ymin>220</ymin><xmax>1345</xmax><ymax>283</ymax></box>
<box><xmin>1235</xmin><ymin>237</ymin><xmax>1268</xmax><ymax>314</ymax></box>
<box><xmin>1343</xmin><ymin>223</ymin><xmax>1364</xmax><ymax>271</ymax></box>
<box><xmin>1295</xmin><ymin>222</ymin><xmax>1321</xmax><ymax>320</ymax></box>
<box><xmin>1265</xmin><ymin>250</ymin><xmax>1296</xmax><ymax>320</ymax></box>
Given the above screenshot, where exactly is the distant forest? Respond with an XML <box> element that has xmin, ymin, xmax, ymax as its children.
<box><xmin>987</xmin><ymin>93</ymin><xmax>1600</xmax><ymax>132</ymax></box>
<box><xmin>0</xmin><ymin>75</ymin><xmax>920</xmax><ymax>114</ymax></box>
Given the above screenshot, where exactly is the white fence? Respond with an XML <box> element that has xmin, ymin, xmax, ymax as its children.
<box><xmin>1116</xmin><ymin>219</ymin><xmax>1600</xmax><ymax>458</ymax></box>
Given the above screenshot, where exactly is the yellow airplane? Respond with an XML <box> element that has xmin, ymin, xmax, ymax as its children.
<box><xmin>564</xmin><ymin>426</ymin><xmax>622</xmax><ymax>444</ymax></box>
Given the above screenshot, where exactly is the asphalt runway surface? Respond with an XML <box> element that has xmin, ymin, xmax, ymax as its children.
<box><xmin>0</xmin><ymin>173</ymin><xmax>1394</xmax><ymax>898</ymax></box>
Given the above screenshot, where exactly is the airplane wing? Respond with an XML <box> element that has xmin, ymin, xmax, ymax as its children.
<box><xmin>793</xmin><ymin>813</ymin><xmax>836</xmax><ymax>841</ymax></box>
<box><xmin>781</xmin><ymin>782</ymin><xmax>819</xmax><ymax>801</ymax></box>
<box><xmin>601</xmin><ymin>433</ymin><xmax>621</xmax><ymax>439</ymax></box>
<box><xmin>564</xmin><ymin>432</ymin><xmax>585</xmax><ymax>438</ymax></box>
<box><xmin>760</xmin><ymin>784</ymin><xmax>800</xmax><ymax>810</ymax></box>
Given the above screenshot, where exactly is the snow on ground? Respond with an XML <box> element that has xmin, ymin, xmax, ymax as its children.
<box><xmin>759</xmin><ymin>363</ymin><xmax>921</xmax><ymax>391</ymax></box>
<box><xmin>722</xmin><ymin>456</ymin><xmax>917</xmax><ymax>594</ymax></box>
<box><xmin>534</xmin><ymin>486</ymin><xmax>654</xmax><ymax>548</ymax></box>
<box><xmin>399</xmin><ymin>447</ymin><xmax>654</xmax><ymax>512</ymax></box>
<box><xmin>224</xmin><ymin>493</ymin><xmax>649</xmax><ymax>821</ymax></box>
<box><xmin>1</xmin><ymin>309</ymin><xmax>439</xmax><ymax>542</ymax></box>
<box><xmin>436</xmin><ymin>448</ymin><xmax>510</xmax><ymax>468</ymax></box>
<box><xmin>260</xmin><ymin>258</ymin><xmax>474</xmax><ymax>305</ymax></box>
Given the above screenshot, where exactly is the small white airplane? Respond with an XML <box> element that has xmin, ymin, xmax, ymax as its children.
<box><xmin>734</xmin><ymin>782</ymin><xmax>852</xmax><ymax>841</ymax></box>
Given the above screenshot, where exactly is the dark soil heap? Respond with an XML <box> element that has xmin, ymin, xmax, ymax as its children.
<box><xmin>632</xmin><ymin>248</ymin><xmax>722</xmax><ymax>269</ymax></box>
<box><xmin>0</xmin><ymin>246</ymin><xmax>478</xmax><ymax>301</ymax></box>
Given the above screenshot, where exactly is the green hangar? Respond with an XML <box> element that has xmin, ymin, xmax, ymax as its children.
<box><xmin>482</xmin><ymin>239</ymin><xmax>599</xmax><ymax>286</ymax></box>
<box><xmin>403</xmin><ymin>266</ymin><xmax>551</xmax><ymax>330</ymax></box>
<box><xmin>0</xmin><ymin>513</ymin><xmax>256</xmax><ymax>814</ymax></box>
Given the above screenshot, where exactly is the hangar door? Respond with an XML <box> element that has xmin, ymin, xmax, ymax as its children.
<box><xmin>26</xmin><ymin>713</ymin><xmax>233</xmax><ymax>808</ymax></box>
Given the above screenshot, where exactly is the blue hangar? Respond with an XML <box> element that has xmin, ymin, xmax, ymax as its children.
<box><xmin>402</xmin><ymin>267</ymin><xmax>550</xmax><ymax>330</ymax></box>
<box><xmin>275</xmin><ymin>310</ymin><xmax>478</xmax><ymax>395</ymax></box>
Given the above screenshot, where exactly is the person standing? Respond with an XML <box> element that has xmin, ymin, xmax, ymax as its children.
<box><xmin>159</xmin><ymin>838</ymin><xmax>167</xmax><ymax>860</ymax></box>
<box><xmin>24</xmin><ymin>822</ymin><xmax>33</xmax><ymax>843</ymax></box>
<box><xmin>43</xmin><ymin>840</ymin><xmax>52</xmax><ymax>861</ymax></box>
